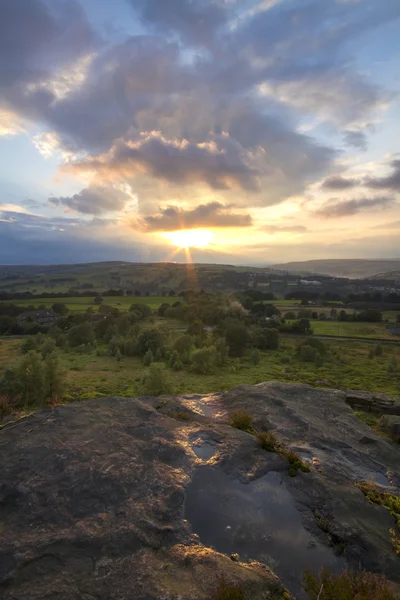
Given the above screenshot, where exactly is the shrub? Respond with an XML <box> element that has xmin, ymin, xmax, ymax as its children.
<box><xmin>155</xmin><ymin>347</ymin><xmax>163</xmax><ymax>361</ymax></box>
<box><xmin>251</xmin><ymin>348</ymin><xmax>261</xmax><ymax>365</ymax></box>
<box><xmin>282</xmin><ymin>449</ymin><xmax>311</xmax><ymax>476</ymax></box>
<box><xmin>44</xmin><ymin>353</ymin><xmax>66</xmax><ymax>401</ymax></box>
<box><xmin>230</xmin><ymin>410</ymin><xmax>253</xmax><ymax>432</ymax></box>
<box><xmin>143</xmin><ymin>349</ymin><xmax>154</xmax><ymax>366</ymax></box>
<box><xmin>375</xmin><ymin>344</ymin><xmax>383</xmax><ymax>357</ymax></box>
<box><xmin>303</xmin><ymin>568</ymin><xmax>399</xmax><ymax>600</ymax></box>
<box><xmin>191</xmin><ymin>346</ymin><xmax>217</xmax><ymax>374</ymax></box>
<box><xmin>257</xmin><ymin>431</ymin><xmax>279</xmax><ymax>452</ymax></box>
<box><xmin>0</xmin><ymin>394</ymin><xmax>18</xmax><ymax>420</ymax></box>
<box><xmin>141</xmin><ymin>364</ymin><xmax>173</xmax><ymax>397</ymax></box>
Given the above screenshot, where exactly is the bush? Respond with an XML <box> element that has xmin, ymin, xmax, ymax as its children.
<box><xmin>225</xmin><ymin>321</ymin><xmax>250</xmax><ymax>357</ymax></box>
<box><xmin>303</xmin><ymin>568</ymin><xmax>399</xmax><ymax>600</ymax></box>
<box><xmin>282</xmin><ymin>449</ymin><xmax>311</xmax><ymax>476</ymax></box>
<box><xmin>191</xmin><ymin>346</ymin><xmax>217</xmax><ymax>374</ymax></box>
<box><xmin>257</xmin><ymin>431</ymin><xmax>279</xmax><ymax>452</ymax></box>
<box><xmin>251</xmin><ymin>348</ymin><xmax>261</xmax><ymax>365</ymax></box>
<box><xmin>136</xmin><ymin>328</ymin><xmax>167</xmax><ymax>357</ymax></box>
<box><xmin>230</xmin><ymin>410</ymin><xmax>253</xmax><ymax>432</ymax></box>
<box><xmin>253</xmin><ymin>327</ymin><xmax>280</xmax><ymax>350</ymax></box>
<box><xmin>44</xmin><ymin>353</ymin><xmax>66</xmax><ymax>401</ymax></box>
<box><xmin>0</xmin><ymin>394</ymin><xmax>18</xmax><ymax>420</ymax></box>
<box><xmin>173</xmin><ymin>334</ymin><xmax>194</xmax><ymax>363</ymax></box>
<box><xmin>141</xmin><ymin>364</ymin><xmax>173</xmax><ymax>396</ymax></box>
<box><xmin>68</xmin><ymin>322</ymin><xmax>95</xmax><ymax>347</ymax></box>
<box><xmin>375</xmin><ymin>344</ymin><xmax>383</xmax><ymax>357</ymax></box>
<box><xmin>143</xmin><ymin>349</ymin><xmax>154</xmax><ymax>366</ymax></box>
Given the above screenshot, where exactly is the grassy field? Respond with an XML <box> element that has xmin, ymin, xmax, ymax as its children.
<box><xmin>1</xmin><ymin>296</ymin><xmax>177</xmax><ymax>312</ymax></box>
<box><xmin>311</xmin><ymin>320</ymin><xmax>396</xmax><ymax>340</ymax></box>
<box><xmin>1</xmin><ymin>336</ymin><xmax>399</xmax><ymax>401</ymax></box>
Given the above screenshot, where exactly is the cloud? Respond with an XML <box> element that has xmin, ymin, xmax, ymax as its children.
<box><xmin>321</xmin><ymin>175</ymin><xmax>360</xmax><ymax>190</ymax></box>
<box><xmin>136</xmin><ymin>202</ymin><xmax>252</xmax><ymax>232</ymax></box>
<box><xmin>372</xmin><ymin>220</ymin><xmax>400</xmax><ymax>230</ymax></box>
<box><xmin>314</xmin><ymin>196</ymin><xmax>395</xmax><ymax>218</ymax></box>
<box><xmin>129</xmin><ymin>0</ymin><xmax>230</xmax><ymax>47</ymax></box>
<box><xmin>343</xmin><ymin>130</ymin><xmax>368</xmax><ymax>151</ymax></box>
<box><xmin>364</xmin><ymin>159</ymin><xmax>400</xmax><ymax>192</ymax></box>
<box><xmin>49</xmin><ymin>185</ymin><xmax>135</xmax><ymax>216</ymax></box>
<box><xmin>66</xmin><ymin>131</ymin><xmax>264</xmax><ymax>192</ymax></box>
<box><xmin>260</xmin><ymin>225</ymin><xmax>308</xmax><ymax>234</ymax></box>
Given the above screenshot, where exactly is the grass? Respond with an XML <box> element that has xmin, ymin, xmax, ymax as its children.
<box><xmin>354</xmin><ymin>411</ymin><xmax>392</xmax><ymax>441</ymax></box>
<box><xmin>357</xmin><ymin>482</ymin><xmax>400</xmax><ymax>556</ymax></box>
<box><xmin>230</xmin><ymin>410</ymin><xmax>254</xmax><ymax>432</ymax></box>
<box><xmin>257</xmin><ymin>431</ymin><xmax>279</xmax><ymax>451</ymax></box>
<box><xmin>282</xmin><ymin>449</ymin><xmax>312</xmax><ymax>477</ymax></box>
<box><xmin>303</xmin><ymin>568</ymin><xmax>400</xmax><ymax>600</ymax></box>
<box><xmin>311</xmin><ymin>320</ymin><xmax>395</xmax><ymax>340</ymax></box>
<box><xmin>2</xmin><ymin>296</ymin><xmax>178</xmax><ymax>312</ymax></box>
<box><xmin>1</xmin><ymin>337</ymin><xmax>400</xmax><ymax>404</ymax></box>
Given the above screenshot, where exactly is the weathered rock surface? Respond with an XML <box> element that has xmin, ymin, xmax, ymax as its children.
<box><xmin>0</xmin><ymin>383</ymin><xmax>399</xmax><ymax>600</ymax></box>
<box><xmin>345</xmin><ymin>389</ymin><xmax>400</xmax><ymax>414</ymax></box>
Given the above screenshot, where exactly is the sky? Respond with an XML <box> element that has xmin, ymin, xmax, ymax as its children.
<box><xmin>0</xmin><ymin>0</ymin><xmax>400</xmax><ymax>266</ymax></box>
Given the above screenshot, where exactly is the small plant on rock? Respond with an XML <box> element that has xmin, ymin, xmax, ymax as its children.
<box><xmin>282</xmin><ymin>449</ymin><xmax>311</xmax><ymax>477</ymax></box>
<box><xmin>230</xmin><ymin>410</ymin><xmax>254</xmax><ymax>432</ymax></box>
<box><xmin>257</xmin><ymin>431</ymin><xmax>279</xmax><ymax>452</ymax></box>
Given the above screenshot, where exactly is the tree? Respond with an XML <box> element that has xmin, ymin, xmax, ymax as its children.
<box><xmin>142</xmin><ymin>364</ymin><xmax>173</xmax><ymax>396</ymax></box>
<box><xmin>251</xmin><ymin>348</ymin><xmax>261</xmax><ymax>365</ymax></box>
<box><xmin>187</xmin><ymin>319</ymin><xmax>205</xmax><ymax>338</ymax></box>
<box><xmin>137</xmin><ymin>328</ymin><xmax>167</xmax><ymax>356</ymax></box>
<box><xmin>45</xmin><ymin>353</ymin><xmax>66</xmax><ymax>400</ymax></box>
<box><xmin>173</xmin><ymin>334</ymin><xmax>194</xmax><ymax>363</ymax></box>
<box><xmin>68</xmin><ymin>322</ymin><xmax>95</xmax><ymax>347</ymax></box>
<box><xmin>17</xmin><ymin>351</ymin><xmax>45</xmax><ymax>407</ymax></box>
<box><xmin>191</xmin><ymin>346</ymin><xmax>217</xmax><ymax>374</ymax></box>
<box><xmin>254</xmin><ymin>327</ymin><xmax>280</xmax><ymax>350</ymax></box>
<box><xmin>0</xmin><ymin>315</ymin><xmax>15</xmax><ymax>335</ymax></box>
<box><xmin>225</xmin><ymin>321</ymin><xmax>249</xmax><ymax>357</ymax></box>
<box><xmin>214</xmin><ymin>337</ymin><xmax>229</xmax><ymax>366</ymax></box>
<box><xmin>129</xmin><ymin>303</ymin><xmax>152</xmax><ymax>319</ymax></box>
<box><xmin>143</xmin><ymin>349</ymin><xmax>154</xmax><ymax>366</ymax></box>
<box><xmin>94</xmin><ymin>296</ymin><xmax>104</xmax><ymax>305</ymax></box>
<box><xmin>52</xmin><ymin>303</ymin><xmax>69</xmax><ymax>315</ymax></box>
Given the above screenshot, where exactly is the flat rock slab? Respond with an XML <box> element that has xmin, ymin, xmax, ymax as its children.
<box><xmin>1</xmin><ymin>383</ymin><xmax>400</xmax><ymax>599</ymax></box>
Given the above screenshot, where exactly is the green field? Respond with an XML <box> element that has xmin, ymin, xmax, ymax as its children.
<box><xmin>1</xmin><ymin>296</ymin><xmax>176</xmax><ymax>312</ymax></box>
<box><xmin>1</xmin><ymin>335</ymin><xmax>399</xmax><ymax>401</ymax></box>
<box><xmin>311</xmin><ymin>320</ymin><xmax>396</xmax><ymax>340</ymax></box>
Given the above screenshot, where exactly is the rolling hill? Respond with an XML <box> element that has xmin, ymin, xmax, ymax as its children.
<box><xmin>273</xmin><ymin>259</ymin><xmax>400</xmax><ymax>279</ymax></box>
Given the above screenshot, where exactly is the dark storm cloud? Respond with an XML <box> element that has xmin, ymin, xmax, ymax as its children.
<box><xmin>49</xmin><ymin>185</ymin><xmax>133</xmax><ymax>216</ymax></box>
<box><xmin>67</xmin><ymin>132</ymin><xmax>263</xmax><ymax>192</ymax></box>
<box><xmin>322</xmin><ymin>175</ymin><xmax>360</xmax><ymax>190</ymax></box>
<box><xmin>314</xmin><ymin>196</ymin><xmax>395</xmax><ymax>219</ymax></box>
<box><xmin>137</xmin><ymin>201</ymin><xmax>252</xmax><ymax>232</ymax></box>
<box><xmin>260</xmin><ymin>225</ymin><xmax>308</xmax><ymax>234</ymax></box>
<box><xmin>364</xmin><ymin>159</ymin><xmax>400</xmax><ymax>192</ymax></box>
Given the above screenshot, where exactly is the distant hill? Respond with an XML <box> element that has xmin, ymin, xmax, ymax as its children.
<box><xmin>272</xmin><ymin>259</ymin><xmax>400</xmax><ymax>279</ymax></box>
<box><xmin>0</xmin><ymin>262</ymin><xmax>286</xmax><ymax>295</ymax></box>
<box><xmin>369</xmin><ymin>271</ymin><xmax>400</xmax><ymax>283</ymax></box>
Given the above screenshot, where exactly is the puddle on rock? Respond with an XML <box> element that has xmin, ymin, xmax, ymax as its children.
<box><xmin>192</xmin><ymin>443</ymin><xmax>216</xmax><ymax>460</ymax></box>
<box><xmin>185</xmin><ymin>467</ymin><xmax>344</xmax><ymax>599</ymax></box>
<box><xmin>375</xmin><ymin>472</ymin><xmax>390</xmax><ymax>487</ymax></box>
<box><xmin>179</xmin><ymin>394</ymin><xmax>226</xmax><ymax>419</ymax></box>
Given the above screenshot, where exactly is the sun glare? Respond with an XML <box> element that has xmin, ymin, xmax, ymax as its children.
<box><xmin>163</xmin><ymin>228</ymin><xmax>214</xmax><ymax>249</ymax></box>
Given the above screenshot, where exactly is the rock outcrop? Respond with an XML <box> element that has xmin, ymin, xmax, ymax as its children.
<box><xmin>1</xmin><ymin>383</ymin><xmax>399</xmax><ymax>600</ymax></box>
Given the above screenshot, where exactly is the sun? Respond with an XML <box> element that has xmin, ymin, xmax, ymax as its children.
<box><xmin>162</xmin><ymin>228</ymin><xmax>214</xmax><ymax>249</ymax></box>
